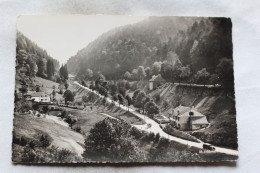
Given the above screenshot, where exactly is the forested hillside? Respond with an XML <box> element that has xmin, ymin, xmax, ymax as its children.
<box><xmin>16</xmin><ymin>32</ymin><xmax>60</xmax><ymax>81</ymax></box>
<box><xmin>67</xmin><ymin>17</ymin><xmax>233</xmax><ymax>90</ymax></box>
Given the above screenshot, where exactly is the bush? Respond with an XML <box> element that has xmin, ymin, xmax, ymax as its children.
<box><xmin>148</xmin><ymin>132</ymin><xmax>155</xmax><ymax>141</ymax></box>
<box><xmin>29</xmin><ymin>140</ymin><xmax>36</xmax><ymax>150</ymax></box>
<box><xmin>130</xmin><ymin>127</ymin><xmax>144</xmax><ymax>140</ymax></box>
<box><xmin>54</xmin><ymin>148</ymin><xmax>73</xmax><ymax>162</ymax></box>
<box><xmin>20</xmin><ymin>136</ymin><xmax>27</xmax><ymax>146</ymax></box>
<box><xmin>75</xmin><ymin>126</ymin><xmax>81</xmax><ymax>133</ymax></box>
<box><xmin>59</xmin><ymin>88</ymin><xmax>63</xmax><ymax>94</ymax></box>
<box><xmin>154</xmin><ymin>133</ymin><xmax>160</xmax><ymax>143</ymax></box>
<box><xmin>154</xmin><ymin>93</ymin><xmax>161</xmax><ymax>102</ymax></box>
<box><xmin>39</xmin><ymin>135</ymin><xmax>50</xmax><ymax>148</ymax></box>
<box><xmin>42</xmin><ymin>105</ymin><xmax>49</xmax><ymax>114</ymax></box>
<box><xmin>21</xmin><ymin>147</ymin><xmax>37</xmax><ymax>162</ymax></box>
<box><xmin>32</xmin><ymin>103</ymin><xmax>39</xmax><ymax>110</ymax></box>
<box><xmin>157</xmin><ymin>138</ymin><xmax>170</xmax><ymax>148</ymax></box>
<box><xmin>60</xmin><ymin>109</ymin><xmax>68</xmax><ymax>118</ymax></box>
<box><xmin>12</xmin><ymin>134</ymin><xmax>20</xmax><ymax>145</ymax></box>
<box><xmin>65</xmin><ymin>116</ymin><xmax>77</xmax><ymax>128</ymax></box>
<box><xmin>14</xmin><ymin>100</ymin><xmax>32</xmax><ymax>113</ymax></box>
<box><xmin>76</xmin><ymin>101</ymin><xmax>83</xmax><ymax>106</ymax></box>
<box><xmin>163</xmin><ymin>125</ymin><xmax>199</xmax><ymax>143</ymax></box>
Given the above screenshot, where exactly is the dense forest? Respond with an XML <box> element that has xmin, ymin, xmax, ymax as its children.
<box><xmin>67</xmin><ymin>17</ymin><xmax>234</xmax><ymax>90</ymax></box>
<box><xmin>16</xmin><ymin>32</ymin><xmax>61</xmax><ymax>81</ymax></box>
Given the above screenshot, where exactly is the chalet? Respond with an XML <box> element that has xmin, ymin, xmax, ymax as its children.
<box><xmin>149</xmin><ymin>74</ymin><xmax>166</xmax><ymax>90</ymax></box>
<box><xmin>172</xmin><ymin>106</ymin><xmax>209</xmax><ymax>131</ymax></box>
<box><xmin>30</xmin><ymin>92</ymin><xmax>51</xmax><ymax>103</ymax></box>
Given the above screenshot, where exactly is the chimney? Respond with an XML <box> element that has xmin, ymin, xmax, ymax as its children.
<box><xmin>189</xmin><ymin>107</ymin><xmax>194</xmax><ymax>116</ymax></box>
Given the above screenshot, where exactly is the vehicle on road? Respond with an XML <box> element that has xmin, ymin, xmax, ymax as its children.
<box><xmin>203</xmin><ymin>143</ymin><xmax>216</xmax><ymax>151</ymax></box>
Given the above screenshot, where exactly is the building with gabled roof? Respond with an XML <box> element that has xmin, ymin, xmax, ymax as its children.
<box><xmin>148</xmin><ymin>74</ymin><xmax>166</xmax><ymax>90</ymax></box>
<box><xmin>172</xmin><ymin>106</ymin><xmax>210</xmax><ymax>131</ymax></box>
<box><xmin>26</xmin><ymin>91</ymin><xmax>51</xmax><ymax>103</ymax></box>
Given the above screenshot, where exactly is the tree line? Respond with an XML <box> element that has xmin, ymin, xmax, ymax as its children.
<box><xmin>68</xmin><ymin>17</ymin><xmax>234</xmax><ymax>91</ymax></box>
<box><xmin>16</xmin><ymin>32</ymin><xmax>60</xmax><ymax>80</ymax></box>
<box><xmin>81</xmin><ymin>74</ymin><xmax>160</xmax><ymax>119</ymax></box>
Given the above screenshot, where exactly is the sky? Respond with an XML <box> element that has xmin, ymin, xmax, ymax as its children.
<box><xmin>17</xmin><ymin>15</ymin><xmax>147</xmax><ymax>64</ymax></box>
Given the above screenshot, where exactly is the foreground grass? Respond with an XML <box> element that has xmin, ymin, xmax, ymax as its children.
<box><xmin>54</xmin><ymin>107</ymin><xmax>106</xmax><ymax>136</ymax></box>
<box><xmin>13</xmin><ymin>113</ymin><xmax>85</xmax><ymax>158</ymax></box>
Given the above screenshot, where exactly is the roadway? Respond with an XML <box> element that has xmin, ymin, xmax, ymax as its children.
<box><xmin>74</xmin><ymin>81</ymin><xmax>238</xmax><ymax>157</ymax></box>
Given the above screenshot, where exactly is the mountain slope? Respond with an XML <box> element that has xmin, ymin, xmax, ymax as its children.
<box><xmin>16</xmin><ymin>32</ymin><xmax>60</xmax><ymax>81</ymax></box>
<box><xmin>67</xmin><ymin>17</ymin><xmax>232</xmax><ymax>80</ymax></box>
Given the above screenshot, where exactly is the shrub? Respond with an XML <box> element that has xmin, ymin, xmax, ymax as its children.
<box><xmin>12</xmin><ymin>134</ymin><xmax>20</xmax><ymax>145</ymax></box>
<box><xmin>54</xmin><ymin>149</ymin><xmax>73</xmax><ymax>162</ymax></box>
<box><xmin>163</xmin><ymin>125</ymin><xmax>199</xmax><ymax>143</ymax></box>
<box><xmin>21</xmin><ymin>147</ymin><xmax>37</xmax><ymax>162</ymax></box>
<box><xmin>154</xmin><ymin>133</ymin><xmax>160</xmax><ymax>143</ymax></box>
<box><xmin>32</xmin><ymin>103</ymin><xmax>39</xmax><ymax>110</ymax></box>
<box><xmin>102</xmin><ymin>98</ymin><xmax>107</xmax><ymax>106</ymax></box>
<box><xmin>14</xmin><ymin>100</ymin><xmax>32</xmax><ymax>113</ymax></box>
<box><xmin>59</xmin><ymin>88</ymin><xmax>63</xmax><ymax>94</ymax></box>
<box><xmin>65</xmin><ymin>116</ymin><xmax>77</xmax><ymax>128</ymax></box>
<box><xmin>42</xmin><ymin>105</ymin><xmax>49</xmax><ymax>114</ymax></box>
<box><xmin>130</xmin><ymin>127</ymin><xmax>144</xmax><ymax>140</ymax></box>
<box><xmin>76</xmin><ymin>101</ymin><xmax>83</xmax><ymax>106</ymax></box>
<box><xmin>75</xmin><ymin>126</ymin><xmax>81</xmax><ymax>133</ymax></box>
<box><xmin>157</xmin><ymin>138</ymin><xmax>170</xmax><ymax>148</ymax></box>
<box><xmin>29</xmin><ymin>140</ymin><xmax>36</xmax><ymax>150</ymax></box>
<box><xmin>39</xmin><ymin>135</ymin><xmax>50</xmax><ymax>148</ymax></box>
<box><xmin>144</xmin><ymin>101</ymin><xmax>159</xmax><ymax>118</ymax></box>
<box><xmin>20</xmin><ymin>136</ymin><xmax>27</xmax><ymax>146</ymax></box>
<box><xmin>60</xmin><ymin>109</ymin><xmax>68</xmax><ymax>119</ymax></box>
<box><xmin>148</xmin><ymin>132</ymin><xmax>155</xmax><ymax>141</ymax></box>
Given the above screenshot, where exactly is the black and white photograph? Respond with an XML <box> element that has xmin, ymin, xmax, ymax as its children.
<box><xmin>12</xmin><ymin>15</ymin><xmax>238</xmax><ymax>163</ymax></box>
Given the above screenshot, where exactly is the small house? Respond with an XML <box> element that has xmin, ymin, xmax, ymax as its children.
<box><xmin>149</xmin><ymin>74</ymin><xmax>166</xmax><ymax>90</ymax></box>
<box><xmin>30</xmin><ymin>92</ymin><xmax>51</xmax><ymax>103</ymax></box>
<box><xmin>172</xmin><ymin>106</ymin><xmax>209</xmax><ymax>131</ymax></box>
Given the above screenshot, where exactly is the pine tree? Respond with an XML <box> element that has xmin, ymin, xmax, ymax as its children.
<box><xmin>63</xmin><ymin>64</ymin><xmax>69</xmax><ymax>80</ymax></box>
<box><xmin>59</xmin><ymin>64</ymin><xmax>64</xmax><ymax>80</ymax></box>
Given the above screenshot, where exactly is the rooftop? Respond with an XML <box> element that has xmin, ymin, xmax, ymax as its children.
<box><xmin>180</xmin><ymin>109</ymin><xmax>205</xmax><ymax>117</ymax></box>
<box><xmin>190</xmin><ymin>116</ymin><xmax>209</xmax><ymax>125</ymax></box>
<box><xmin>149</xmin><ymin>74</ymin><xmax>166</xmax><ymax>82</ymax></box>
<box><xmin>173</xmin><ymin>105</ymin><xmax>192</xmax><ymax>116</ymax></box>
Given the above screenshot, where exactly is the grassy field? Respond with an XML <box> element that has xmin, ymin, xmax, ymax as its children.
<box><xmin>50</xmin><ymin>107</ymin><xmax>107</xmax><ymax>136</ymax></box>
<box><xmin>69</xmin><ymin>82</ymin><xmax>146</xmax><ymax>125</ymax></box>
<box><xmin>34</xmin><ymin>77</ymin><xmax>63</xmax><ymax>101</ymax></box>
<box><xmin>13</xmin><ymin>113</ymin><xmax>85</xmax><ymax>157</ymax></box>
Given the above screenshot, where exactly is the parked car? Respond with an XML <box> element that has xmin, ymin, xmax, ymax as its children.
<box><xmin>203</xmin><ymin>143</ymin><xmax>215</xmax><ymax>151</ymax></box>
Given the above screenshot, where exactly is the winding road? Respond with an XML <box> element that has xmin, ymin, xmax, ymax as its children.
<box><xmin>74</xmin><ymin>81</ymin><xmax>238</xmax><ymax>157</ymax></box>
